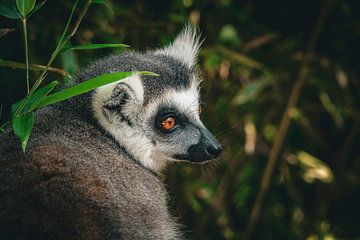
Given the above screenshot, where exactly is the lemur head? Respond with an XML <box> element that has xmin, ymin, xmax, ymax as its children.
<box><xmin>92</xmin><ymin>26</ymin><xmax>222</xmax><ymax>173</ymax></box>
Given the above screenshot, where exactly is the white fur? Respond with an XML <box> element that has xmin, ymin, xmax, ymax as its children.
<box><xmin>155</xmin><ymin>25</ymin><xmax>202</xmax><ymax>67</ymax></box>
<box><xmin>92</xmin><ymin>74</ymin><xmax>144</xmax><ymax>118</ymax></box>
<box><xmin>123</xmin><ymin>74</ymin><xmax>144</xmax><ymax>103</ymax></box>
<box><xmin>92</xmin><ymin>74</ymin><xmax>171</xmax><ymax>173</ymax></box>
<box><xmin>144</xmin><ymin>81</ymin><xmax>200</xmax><ymax>123</ymax></box>
<box><xmin>139</xmin><ymin>83</ymin><xmax>201</xmax><ymax>172</ymax></box>
<box><xmin>170</xmin><ymin>82</ymin><xmax>200</xmax><ymax>118</ymax></box>
<box><xmin>92</xmin><ymin>80</ymin><xmax>201</xmax><ymax>173</ymax></box>
<box><xmin>92</xmin><ymin>40</ymin><xmax>202</xmax><ymax>173</ymax></box>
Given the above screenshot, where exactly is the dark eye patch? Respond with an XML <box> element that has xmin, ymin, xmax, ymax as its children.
<box><xmin>154</xmin><ymin>105</ymin><xmax>188</xmax><ymax>134</ymax></box>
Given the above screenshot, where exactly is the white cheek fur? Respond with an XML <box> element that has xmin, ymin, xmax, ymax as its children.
<box><xmin>91</xmin><ymin>26</ymin><xmax>203</xmax><ymax>173</ymax></box>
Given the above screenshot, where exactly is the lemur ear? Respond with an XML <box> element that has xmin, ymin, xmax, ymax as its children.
<box><xmin>104</xmin><ymin>83</ymin><xmax>135</xmax><ymax>111</ymax></box>
<box><xmin>155</xmin><ymin>25</ymin><xmax>202</xmax><ymax>67</ymax></box>
<box><xmin>103</xmin><ymin>74</ymin><xmax>144</xmax><ymax>110</ymax></box>
<box><xmin>101</xmin><ymin>82</ymin><xmax>139</xmax><ymax>125</ymax></box>
<box><xmin>100</xmin><ymin>74</ymin><xmax>144</xmax><ymax>123</ymax></box>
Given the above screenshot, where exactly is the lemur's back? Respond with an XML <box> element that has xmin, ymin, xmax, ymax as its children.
<box><xmin>0</xmin><ymin>106</ymin><xmax>180</xmax><ymax>240</ymax></box>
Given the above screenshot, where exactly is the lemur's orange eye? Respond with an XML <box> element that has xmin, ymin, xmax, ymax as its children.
<box><xmin>198</xmin><ymin>105</ymin><xmax>202</xmax><ymax>114</ymax></box>
<box><xmin>161</xmin><ymin>117</ymin><xmax>176</xmax><ymax>131</ymax></box>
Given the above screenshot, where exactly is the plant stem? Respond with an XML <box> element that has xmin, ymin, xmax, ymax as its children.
<box><xmin>0</xmin><ymin>121</ymin><xmax>9</xmax><ymax>133</ymax></box>
<box><xmin>70</xmin><ymin>0</ymin><xmax>92</xmax><ymax>38</ymax></box>
<box><xmin>22</xmin><ymin>18</ymin><xmax>30</xmax><ymax>93</ymax></box>
<box><xmin>13</xmin><ymin>0</ymin><xmax>91</xmax><ymax>118</ymax></box>
<box><xmin>0</xmin><ymin>59</ymin><xmax>71</xmax><ymax>78</ymax></box>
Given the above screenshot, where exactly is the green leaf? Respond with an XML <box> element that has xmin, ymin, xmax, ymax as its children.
<box><xmin>232</xmin><ymin>78</ymin><xmax>269</xmax><ymax>105</ymax></box>
<box><xmin>16</xmin><ymin>0</ymin><xmax>36</xmax><ymax>17</ymax></box>
<box><xmin>92</xmin><ymin>0</ymin><xmax>113</xmax><ymax>15</ymax></box>
<box><xmin>0</xmin><ymin>0</ymin><xmax>21</xmax><ymax>19</ymax></box>
<box><xmin>27</xmin><ymin>0</ymin><xmax>45</xmax><ymax>17</ymax></box>
<box><xmin>62</xmin><ymin>43</ymin><xmax>129</xmax><ymax>52</ymax></box>
<box><xmin>38</xmin><ymin>71</ymin><xmax>158</xmax><ymax>108</ymax></box>
<box><xmin>12</xmin><ymin>111</ymin><xmax>34</xmax><ymax>152</ymax></box>
<box><xmin>12</xmin><ymin>81</ymin><xmax>58</xmax><ymax>116</ymax></box>
<box><xmin>60</xmin><ymin>50</ymin><xmax>78</xmax><ymax>84</ymax></box>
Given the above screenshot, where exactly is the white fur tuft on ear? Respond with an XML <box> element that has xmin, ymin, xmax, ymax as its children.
<box><xmin>155</xmin><ymin>25</ymin><xmax>202</xmax><ymax>67</ymax></box>
<box><xmin>92</xmin><ymin>74</ymin><xmax>144</xmax><ymax>121</ymax></box>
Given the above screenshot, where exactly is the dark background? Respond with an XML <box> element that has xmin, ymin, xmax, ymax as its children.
<box><xmin>1</xmin><ymin>0</ymin><xmax>359</xmax><ymax>239</ymax></box>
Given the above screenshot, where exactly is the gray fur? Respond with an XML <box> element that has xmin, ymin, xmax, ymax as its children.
<box><xmin>0</xmin><ymin>106</ymin><xmax>181</xmax><ymax>239</ymax></box>
<box><xmin>0</xmin><ymin>27</ymin><xmax>221</xmax><ymax>239</ymax></box>
<box><xmin>76</xmin><ymin>52</ymin><xmax>195</xmax><ymax>105</ymax></box>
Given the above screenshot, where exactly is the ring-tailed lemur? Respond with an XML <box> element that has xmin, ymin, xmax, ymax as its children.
<box><xmin>0</xmin><ymin>26</ymin><xmax>221</xmax><ymax>239</ymax></box>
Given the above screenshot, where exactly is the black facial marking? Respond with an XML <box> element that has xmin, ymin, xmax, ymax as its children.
<box><xmin>173</xmin><ymin>126</ymin><xmax>222</xmax><ymax>162</ymax></box>
<box><xmin>120</xmin><ymin>114</ymin><xmax>133</xmax><ymax>126</ymax></box>
<box><xmin>153</xmin><ymin>105</ymin><xmax>188</xmax><ymax>134</ymax></box>
<box><xmin>104</xmin><ymin>91</ymin><xmax>129</xmax><ymax>111</ymax></box>
<box><xmin>103</xmin><ymin>108</ymin><xmax>133</xmax><ymax>126</ymax></box>
<box><xmin>103</xmin><ymin>89</ymin><xmax>133</xmax><ymax>126</ymax></box>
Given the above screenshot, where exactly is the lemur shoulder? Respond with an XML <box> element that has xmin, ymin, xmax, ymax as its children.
<box><xmin>0</xmin><ymin>27</ymin><xmax>222</xmax><ymax>240</ymax></box>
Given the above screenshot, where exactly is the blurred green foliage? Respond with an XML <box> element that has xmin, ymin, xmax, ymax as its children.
<box><xmin>0</xmin><ymin>0</ymin><xmax>359</xmax><ymax>239</ymax></box>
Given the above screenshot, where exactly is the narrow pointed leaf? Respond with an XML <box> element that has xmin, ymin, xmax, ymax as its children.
<box><xmin>28</xmin><ymin>0</ymin><xmax>46</xmax><ymax>17</ymax></box>
<box><xmin>61</xmin><ymin>43</ymin><xmax>129</xmax><ymax>52</ymax></box>
<box><xmin>12</xmin><ymin>81</ymin><xmax>58</xmax><ymax>116</ymax></box>
<box><xmin>12</xmin><ymin>111</ymin><xmax>34</xmax><ymax>152</ymax></box>
<box><xmin>16</xmin><ymin>0</ymin><xmax>36</xmax><ymax>17</ymax></box>
<box><xmin>38</xmin><ymin>71</ymin><xmax>158</xmax><ymax>108</ymax></box>
<box><xmin>0</xmin><ymin>1</ymin><xmax>21</xmax><ymax>19</ymax></box>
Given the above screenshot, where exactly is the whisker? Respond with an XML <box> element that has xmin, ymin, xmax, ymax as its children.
<box><xmin>215</xmin><ymin>126</ymin><xmax>236</xmax><ymax>139</ymax></box>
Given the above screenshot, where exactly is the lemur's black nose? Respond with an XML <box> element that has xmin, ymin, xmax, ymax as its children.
<box><xmin>173</xmin><ymin>126</ymin><xmax>222</xmax><ymax>163</ymax></box>
<box><xmin>189</xmin><ymin>127</ymin><xmax>222</xmax><ymax>161</ymax></box>
<box><xmin>206</xmin><ymin>143</ymin><xmax>222</xmax><ymax>158</ymax></box>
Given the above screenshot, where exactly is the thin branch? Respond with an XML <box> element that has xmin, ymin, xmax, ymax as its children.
<box><xmin>21</xmin><ymin>18</ymin><xmax>30</xmax><ymax>93</ymax></box>
<box><xmin>0</xmin><ymin>28</ymin><xmax>15</xmax><ymax>38</ymax></box>
<box><xmin>0</xmin><ymin>59</ymin><xmax>71</xmax><ymax>78</ymax></box>
<box><xmin>242</xmin><ymin>1</ymin><xmax>331</xmax><ymax>239</ymax></box>
<box><xmin>69</xmin><ymin>0</ymin><xmax>92</xmax><ymax>37</ymax></box>
<box><xmin>0</xmin><ymin>121</ymin><xmax>9</xmax><ymax>133</ymax></box>
<box><xmin>13</xmin><ymin>0</ymin><xmax>90</xmax><ymax>118</ymax></box>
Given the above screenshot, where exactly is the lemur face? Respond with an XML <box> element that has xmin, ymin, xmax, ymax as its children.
<box><xmin>148</xmin><ymin>83</ymin><xmax>221</xmax><ymax>163</ymax></box>
<box><xmin>92</xmin><ymin>26</ymin><xmax>222</xmax><ymax>173</ymax></box>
